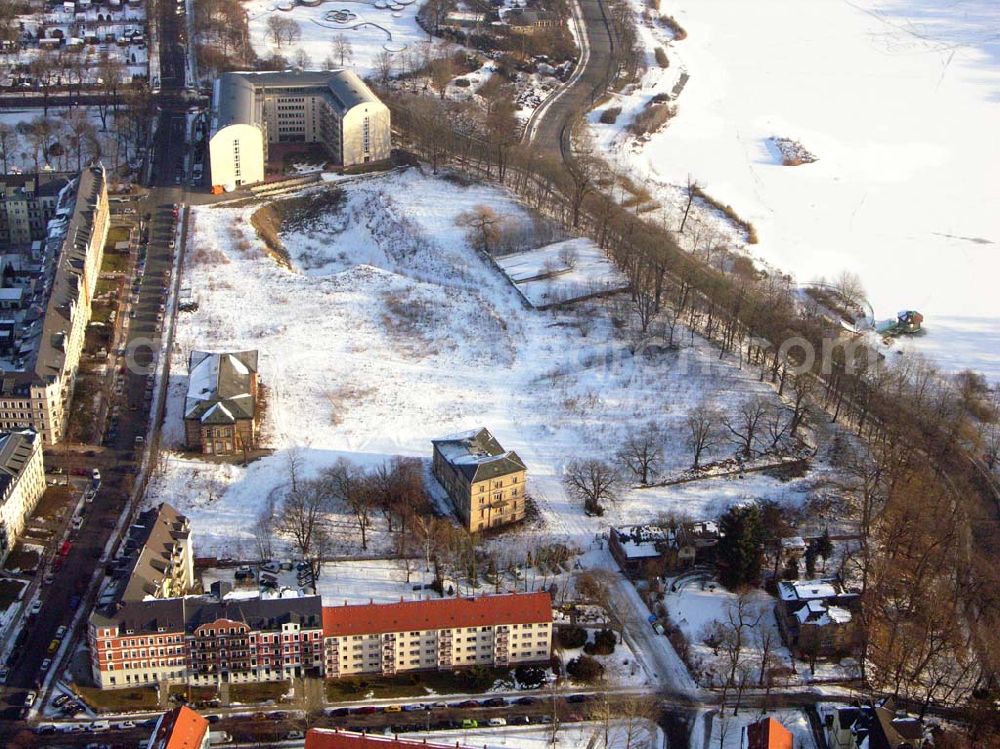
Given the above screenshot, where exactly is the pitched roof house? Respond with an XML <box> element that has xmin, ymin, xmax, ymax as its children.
<box><xmin>147</xmin><ymin>705</ymin><xmax>209</xmax><ymax>749</ymax></box>
<box><xmin>775</xmin><ymin>578</ymin><xmax>859</xmax><ymax>657</ymax></box>
<box><xmin>183</xmin><ymin>350</ymin><xmax>259</xmax><ymax>455</ymax></box>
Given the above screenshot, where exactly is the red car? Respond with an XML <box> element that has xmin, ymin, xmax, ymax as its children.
<box><xmin>59</xmin><ymin>541</ymin><xmax>73</xmax><ymax>557</ymax></box>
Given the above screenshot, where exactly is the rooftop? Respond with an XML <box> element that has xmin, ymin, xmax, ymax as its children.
<box><xmin>0</xmin><ymin>429</ymin><xmax>39</xmax><ymax>500</ymax></box>
<box><xmin>432</xmin><ymin>427</ymin><xmax>526</xmax><ymax>483</ymax></box>
<box><xmin>0</xmin><ymin>166</ymin><xmax>106</xmax><ymax>395</ymax></box>
<box><xmin>148</xmin><ymin>706</ymin><xmax>208</xmax><ymax>749</ymax></box>
<box><xmin>777</xmin><ymin>578</ymin><xmax>844</xmax><ymax>602</ymax></box>
<box><xmin>322</xmin><ymin>591</ymin><xmax>552</xmax><ymax>638</ymax></box>
<box><xmin>114</xmin><ymin>502</ymin><xmax>190</xmax><ymax>603</ymax></box>
<box><xmin>212</xmin><ymin>69</ymin><xmax>382</xmax><ymax>135</ymax></box>
<box><xmin>184</xmin><ymin>350</ymin><xmax>258</xmax><ymax>425</ymax></box>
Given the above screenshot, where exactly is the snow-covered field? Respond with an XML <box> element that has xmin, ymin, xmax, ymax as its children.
<box><xmin>404</xmin><ymin>720</ymin><xmax>663</xmax><ymax>748</ymax></box>
<box><xmin>592</xmin><ymin>0</ymin><xmax>1000</xmax><ymax>379</ymax></box>
<box><xmin>244</xmin><ymin>0</ymin><xmax>426</xmax><ymax>76</ymax></box>
<box><xmin>496</xmin><ymin>238</ymin><xmax>630</xmax><ymax>308</ymax></box>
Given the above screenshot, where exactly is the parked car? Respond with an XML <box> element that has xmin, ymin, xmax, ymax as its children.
<box><xmin>91</xmin><ymin>468</ymin><xmax>101</xmax><ymax>484</ymax></box>
<box><xmin>483</xmin><ymin>697</ymin><xmax>506</xmax><ymax>707</ymax></box>
<box><xmin>40</xmin><ymin>658</ymin><xmax>51</xmax><ymax>672</ymax></box>
<box><xmin>383</xmin><ymin>705</ymin><xmax>402</xmax><ymax>713</ymax></box>
<box><xmin>52</xmin><ymin>694</ymin><xmax>70</xmax><ymax>707</ymax></box>
<box><xmin>488</xmin><ymin>718</ymin><xmax>507</xmax><ymax>727</ymax></box>
<box><xmin>24</xmin><ymin>691</ymin><xmax>36</xmax><ymax>707</ymax></box>
<box><xmin>29</xmin><ymin>600</ymin><xmax>42</xmax><ymax>616</ymax></box>
<box><xmin>55</xmin><ymin>625</ymin><xmax>68</xmax><ymax>639</ymax></box>
<box><xmin>461</xmin><ymin>719</ymin><xmax>478</xmax><ymax>729</ymax></box>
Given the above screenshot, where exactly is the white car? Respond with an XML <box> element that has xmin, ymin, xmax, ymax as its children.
<box><xmin>55</xmin><ymin>625</ymin><xmax>68</xmax><ymax>639</ymax></box>
<box><xmin>91</xmin><ymin>468</ymin><xmax>101</xmax><ymax>483</ymax></box>
<box><xmin>488</xmin><ymin>718</ymin><xmax>507</xmax><ymax>727</ymax></box>
<box><xmin>29</xmin><ymin>600</ymin><xmax>42</xmax><ymax>615</ymax></box>
<box><xmin>24</xmin><ymin>691</ymin><xmax>36</xmax><ymax>707</ymax></box>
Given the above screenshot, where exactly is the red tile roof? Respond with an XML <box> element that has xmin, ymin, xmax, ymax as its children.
<box><xmin>322</xmin><ymin>592</ymin><xmax>552</xmax><ymax>637</ymax></box>
<box><xmin>149</xmin><ymin>706</ymin><xmax>209</xmax><ymax>749</ymax></box>
<box><xmin>306</xmin><ymin>729</ymin><xmax>475</xmax><ymax>749</ymax></box>
<box><xmin>748</xmin><ymin>717</ymin><xmax>794</xmax><ymax>749</ymax></box>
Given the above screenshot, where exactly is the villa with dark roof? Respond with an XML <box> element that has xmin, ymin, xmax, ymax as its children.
<box><xmin>208</xmin><ymin>69</ymin><xmax>391</xmax><ymax>188</ymax></box>
<box><xmin>431</xmin><ymin>428</ymin><xmax>527</xmax><ymax>532</ymax></box>
<box><xmin>183</xmin><ymin>350</ymin><xmax>259</xmax><ymax>455</ymax></box>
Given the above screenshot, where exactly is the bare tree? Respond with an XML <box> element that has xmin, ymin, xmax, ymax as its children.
<box><xmin>324</xmin><ymin>459</ymin><xmax>374</xmax><ymax>551</ymax></box>
<box><xmin>686</xmin><ymin>401</ymin><xmax>720</xmax><ymax>469</ymax></box>
<box><xmin>456</xmin><ymin>205</ymin><xmax>501</xmax><ymax>253</ymax></box>
<box><xmin>428</xmin><ymin>55</ymin><xmax>454</xmax><ymax>98</ymax></box>
<box><xmin>563</xmin><ymin>459</ymin><xmax>622</xmax><ymax>515</ymax></box>
<box><xmin>374</xmin><ymin>50</ymin><xmax>395</xmax><ymax>87</ymax></box>
<box><xmin>0</xmin><ymin>123</ymin><xmax>16</xmax><ymax>173</ymax></box>
<box><xmin>680</xmin><ymin>174</ymin><xmax>700</xmax><ymax>233</ymax></box>
<box><xmin>266</xmin><ymin>16</ymin><xmax>301</xmax><ymax>50</ymax></box>
<box><xmin>331</xmin><ymin>32</ymin><xmax>353</xmax><ymax>67</ymax></box>
<box><xmin>723</xmin><ymin>396</ymin><xmax>768</xmax><ymax>457</ymax></box>
<box><xmin>833</xmin><ymin>269</ymin><xmax>867</xmax><ymax>310</ymax></box>
<box><xmin>253</xmin><ymin>502</ymin><xmax>276</xmax><ymax>562</ymax></box>
<box><xmin>275</xmin><ymin>478</ymin><xmax>332</xmax><ymax>592</ymax></box>
<box><xmin>762</xmin><ymin>403</ymin><xmax>791</xmax><ymax>451</ymax></box>
<box><xmin>617</xmin><ymin>422</ymin><xmax>664</xmax><ymax>485</ymax></box>
<box><xmin>292</xmin><ymin>48</ymin><xmax>311</xmax><ymax>69</ymax></box>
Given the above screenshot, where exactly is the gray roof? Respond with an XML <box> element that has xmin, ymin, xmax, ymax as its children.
<box><xmin>92</xmin><ymin>594</ymin><xmax>324</xmax><ymax>635</ymax></box>
<box><xmin>0</xmin><ymin>429</ymin><xmax>39</xmax><ymax>500</ymax></box>
<box><xmin>116</xmin><ymin>502</ymin><xmax>191</xmax><ymax>603</ymax></box>
<box><xmin>184</xmin><ymin>350</ymin><xmax>258</xmax><ymax>425</ymax></box>
<box><xmin>212</xmin><ymin>69</ymin><xmax>382</xmax><ymax>134</ymax></box>
<box><xmin>432</xmin><ymin>427</ymin><xmax>526</xmax><ymax>482</ymax></box>
<box><xmin>0</xmin><ymin>166</ymin><xmax>106</xmax><ymax>395</ymax></box>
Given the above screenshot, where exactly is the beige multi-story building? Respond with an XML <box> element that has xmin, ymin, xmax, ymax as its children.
<box><xmin>322</xmin><ymin>592</ymin><xmax>552</xmax><ymax>679</ymax></box>
<box><xmin>0</xmin><ymin>429</ymin><xmax>45</xmax><ymax>563</ymax></box>
<box><xmin>209</xmin><ymin>70</ymin><xmax>391</xmax><ymax>188</ymax></box>
<box><xmin>0</xmin><ymin>166</ymin><xmax>109</xmax><ymax>444</ymax></box>
<box><xmin>432</xmin><ymin>428</ymin><xmax>527</xmax><ymax>532</ymax></box>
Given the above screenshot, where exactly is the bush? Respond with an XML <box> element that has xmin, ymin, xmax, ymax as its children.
<box><xmin>594</xmin><ymin>629</ymin><xmax>617</xmax><ymax>653</ymax></box>
<box><xmin>557</xmin><ymin>625</ymin><xmax>588</xmax><ymax>649</ymax></box>
<box><xmin>661</xmin><ymin>14</ymin><xmax>688</xmax><ymax>40</ymax></box>
<box><xmin>654</xmin><ymin>47</ymin><xmax>669</xmax><ymax>68</ymax></box>
<box><xmin>599</xmin><ymin>106</ymin><xmax>622</xmax><ymax>125</ymax></box>
<box><xmin>627</xmin><ymin>103</ymin><xmax>675</xmax><ymax>137</ymax></box>
<box><xmin>566</xmin><ymin>654</ymin><xmax>605</xmax><ymax>682</ymax></box>
<box><xmin>515</xmin><ymin>665</ymin><xmax>547</xmax><ymax>688</ymax></box>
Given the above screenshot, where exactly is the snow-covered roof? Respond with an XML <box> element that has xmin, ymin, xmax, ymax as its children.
<box><xmin>777</xmin><ymin>578</ymin><xmax>840</xmax><ymax>602</ymax></box>
<box><xmin>184</xmin><ymin>350</ymin><xmax>258</xmax><ymax>424</ymax></box>
<box><xmin>432</xmin><ymin>427</ymin><xmax>526</xmax><ymax>483</ymax></box>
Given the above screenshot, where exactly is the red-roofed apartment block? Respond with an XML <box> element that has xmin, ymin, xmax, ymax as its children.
<box><xmin>147</xmin><ymin>705</ymin><xmax>209</xmax><ymax>749</ymax></box>
<box><xmin>306</xmin><ymin>728</ymin><xmax>476</xmax><ymax>749</ymax></box>
<box><xmin>322</xmin><ymin>592</ymin><xmax>552</xmax><ymax>678</ymax></box>
<box><xmin>747</xmin><ymin>717</ymin><xmax>794</xmax><ymax>749</ymax></box>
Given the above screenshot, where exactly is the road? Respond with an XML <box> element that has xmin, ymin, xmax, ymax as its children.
<box><xmin>521</xmin><ymin>0</ymin><xmax>616</xmax><ymax>155</ymax></box>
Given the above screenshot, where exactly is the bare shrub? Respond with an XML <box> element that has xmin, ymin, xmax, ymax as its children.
<box><xmin>599</xmin><ymin>106</ymin><xmax>622</xmax><ymax>124</ymax></box>
<box><xmin>628</xmin><ymin>103</ymin><xmax>676</xmax><ymax>137</ymax></box>
<box><xmin>654</xmin><ymin>47</ymin><xmax>669</xmax><ymax>68</ymax></box>
<box><xmin>692</xmin><ymin>185</ymin><xmax>759</xmax><ymax>244</ymax></box>
<box><xmin>661</xmin><ymin>14</ymin><xmax>688</xmax><ymax>40</ymax></box>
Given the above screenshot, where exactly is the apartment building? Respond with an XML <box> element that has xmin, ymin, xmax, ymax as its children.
<box><xmin>0</xmin><ymin>173</ymin><xmax>69</xmax><ymax>246</ymax></box>
<box><xmin>0</xmin><ymin>429</ymin><xmax>45</xmax><ymax>563</ymax></box>
<box><xmin>111</xmin><ymin>503</ymin><xmax>195</xmax><ymax>603</ymax></box>
<box><xmin>0</xmin><ymin>166</ymin><xmax>109</xmax><ymax>443</ymax></box>
<box><xmin>183</xmin><ymin>350</ymin><xmax>259</xmax><ymax>455</ymax></box>
<box><xmin>431</xmin><ymin>428</ymin><xmax>527</xmax><ymax>532</ymax></box>
<box><xmin>88</xmin><ymin>591</ymin><xmax>551</xmax><ymax>689</ymax></box>
<box><xmin>322</xmin><ymin>592</ymin><xmax>552</xmax><ymax>679</ymax></box>
<box><xmin>88</xmin><ymin>595</ymin><xmax>326</xmax><ymax>688</ymax></box>
<box><xmin>307</xmin><ymin>730</ymin><xmax>480</xmax><ymax>749</ymax></box>
<box><xmin>209</xmin><ymin>70</ymin><xmax>391</xmax><ymax>188</ymax></box>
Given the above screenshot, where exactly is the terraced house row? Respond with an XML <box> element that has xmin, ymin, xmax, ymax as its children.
<box><xmin>88</xmin><ymin>592</ymin><xmax>552</xmax><ymax>689</ymax></box>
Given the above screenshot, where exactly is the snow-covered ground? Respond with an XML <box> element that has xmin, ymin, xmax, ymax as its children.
<box><xmin>153</xmin><ymin>168</ymin><xmax>824</xmax><ymax>557</ymax></box>
<box><xmin>244</xmin><ymin>0</ymin><xmax>426</xmax><ymax>76</ymax></box>
<box><xmin>591</xmin><ymin>0</ymin><xmax>1000</xmax><ymax>379</ymax></box>
<box><xmin>495</xmin><ymin>238</ymin><xmax>629</xmax><ymax>308</ymax></box>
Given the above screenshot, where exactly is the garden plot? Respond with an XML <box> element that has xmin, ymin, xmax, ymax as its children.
<box><xmin>663</xmin><ymin>576</ymin><xmax>861</xmax><ymax>686</ymax></box>
<box><xmin>244</xmin><ymin>0</ymin><xmax>425</xmax><ymax>76</ymax></box>
<box><xmin>150</xmin><ymin>167</ymin><xmax>833</xmax><ymax>564</ymax></box>
<box><xmin>495</xmin><ymin>238</ymin><xmax>629</xmax><ymax>308</ymax></box>
<box><xmin>694</xmin><ymin>708</ymin><xmax>815</xmax><ymax>749</ymax></box>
